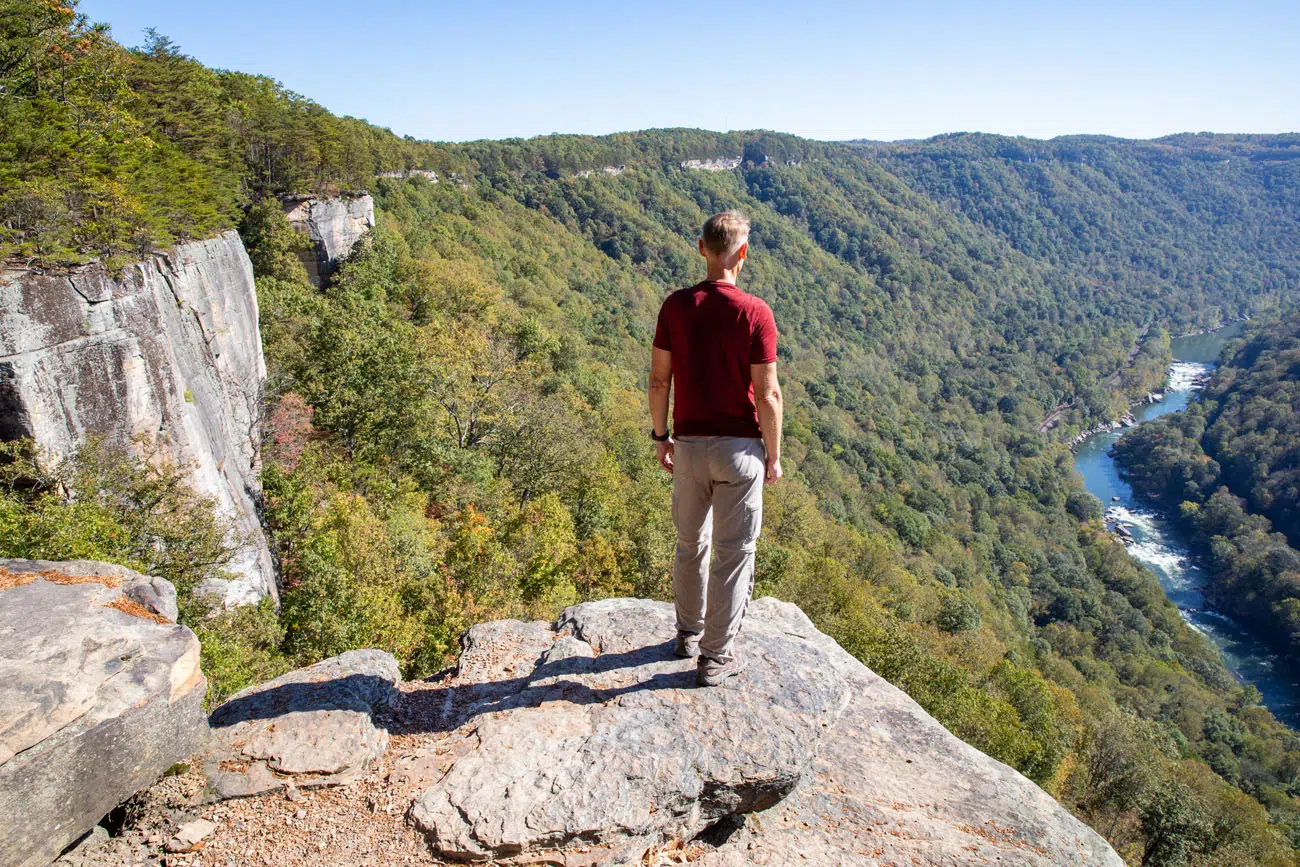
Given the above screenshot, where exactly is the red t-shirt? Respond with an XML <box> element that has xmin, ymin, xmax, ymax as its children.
<box><xmin>652</xmin><ymin>281</ymin><xmax>778</xmax><ymax>438</ymax></box>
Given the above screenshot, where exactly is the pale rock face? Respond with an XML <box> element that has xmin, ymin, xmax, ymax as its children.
<box><xmin>280</xmin><ymin>194</ymin><xmax>375</xmax><ymax>287</ymax></box>
<box><xmin>0</xmin><ymin>560</ymin><xmax>209</xmax><ymax>867</ymax></box>
<box><xmin>406</xmin><ymin>598</ymin><xmax>1123</xmax><ymax>866</ymax></box>
<box><xmin>0</xmin><ymin>232</ymin><xmax>275</xmax><ymax>604</ymax></box>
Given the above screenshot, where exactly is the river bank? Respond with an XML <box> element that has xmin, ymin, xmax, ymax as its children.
<box><xmin>1072</xmin><ymin>321</ymin><xmax>1300</xmax><ymax>728</ymax></box>
<box><xmin>1065</xmin><ymin>385</ymin><xmax>1178</xmax><ymax>451</ymax></box>
<box><xmin>1058</xmin><ymin>320</ymin><xmax>1247</xmax><ymax>449</ymax></box>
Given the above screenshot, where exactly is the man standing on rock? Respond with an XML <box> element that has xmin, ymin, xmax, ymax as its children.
<box><xmin>648</xmin><ymin>210</ymin><xmax>783</xmax><ymax>687</ymax></box>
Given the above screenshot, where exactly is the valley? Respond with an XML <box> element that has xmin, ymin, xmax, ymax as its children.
<box><xmin>2</xmin><ymin>4</ymin><xmax>1300</xmax><ymax>863</ymax></box>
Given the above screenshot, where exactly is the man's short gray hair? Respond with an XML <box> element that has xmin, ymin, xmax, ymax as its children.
<box><xmin>701</xmin><ymin>211</ymin><xmax>750</xmax><ymax>255</ymax></box>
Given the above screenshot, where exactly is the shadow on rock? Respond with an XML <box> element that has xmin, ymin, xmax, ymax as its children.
<box><xmin>204</xmin><ymin>649</ymin><xmax>401</xmax><ymax>799</ymax></box>
<box><xmin>401</xmin><ymin>598</ymin><xmax>855</xmax><ymax>864</ymax></box>
<box><xmin>396</xmin><ymin>637</ymin><xmax>698</xmax><ymax>735</ymax></box>
<box><xmin>210</xmin><ymin>672</ymin><xmax>399</xmax><ymax>728</ymax></box>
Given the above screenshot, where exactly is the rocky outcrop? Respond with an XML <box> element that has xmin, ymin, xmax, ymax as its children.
<box><xmin>377</xmin><ymin>168</ymin><xmax>439</xmax><ymax>181</ymax></box>
<box><xmin>0</xmin><ymin>558</ymin><xmax>179</xmax><ymax>623</ymax></box>
<box><xmin>281</xmin><ymin>195</ymin><xmax>375</xmax><ymax>287</ymax></box>
<box><xmin>681</xmin><ymin>156</ymin><xmax>742</xmax><ymax>171</ymax></box>
<box><xmin>205</xmin><ymin>650</ymin><xmax>401</xmax><ymax>799</ymax></box>
<box><xmin>0</xmin><ymin>559</ymin><xmax>208</xmax><ymax>867</ymax></box>
<box><xmin>35</xmin><ymin>597</ymin><xmax>1123</xmax><ymax>866</ymax></box>
<box><xmin>0</xmin><ymin>232</ymin><xmax>275</xmax><ymax>604</ymax></box>
<box><xmin>694</xmin><ymin>611</ymin><xmax>1123</xmax><ymax>866</ymax></box>
<box><xmin>404</xmin><ymin>598</ymin><xmax>1122</xmax><ymax>866</ymax></box>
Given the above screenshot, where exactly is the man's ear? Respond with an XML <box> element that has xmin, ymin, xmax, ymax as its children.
<box><xmin>698</xmin><ymin>239</ymin><xmax>707</xmax><ymax>257</ymax></box>
<box><xmin>736</xmin><ymin>242</ymin><xmax>748</xmax><ymax>261</ymax></box>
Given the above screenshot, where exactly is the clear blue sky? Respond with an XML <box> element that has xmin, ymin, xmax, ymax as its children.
<box><xmin>80</xmin><ymin>0</ymin><xmax>1298</xmax><ymax>143</ymax></box>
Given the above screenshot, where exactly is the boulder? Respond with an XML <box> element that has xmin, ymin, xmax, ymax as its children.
<box><xmin>0</xmin><ymin>561</ymin><xmax>208</xmax><ymax>867</ymax></box>
<box><xmin>280</xmin><ymin>195</ymin><xmax>374</xmax><ymax>287</ymax></box>
<box><xmin>406</xmin><ymin>598</ymin><xmax>1122</xmax><ymax>866</ymax></box>
<box><xmin>0</xmin><ymin>233</ymin><xmax>275</xmax><ymax>604</ymax></box>
<box><xmin>205</xmin><ymin>649</ymin><xmax>401</xmax><ymax>799</ymax></box>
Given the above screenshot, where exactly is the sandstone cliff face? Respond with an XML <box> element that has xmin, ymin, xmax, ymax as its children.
<box><xmin>281</xmin><ymin>194</ymin><xmax>375</xmax><ymax>287</ymax></box>
<box><xmin>0</xmin><ymin>232</ymin><xmax>275</xmax><ymax>604</ymax></box>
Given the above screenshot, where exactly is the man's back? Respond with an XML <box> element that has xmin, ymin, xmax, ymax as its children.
<box><xmin>653</xmin><ymin>281</ymin><xmax>777</xmax><ymax>438</ymax></box>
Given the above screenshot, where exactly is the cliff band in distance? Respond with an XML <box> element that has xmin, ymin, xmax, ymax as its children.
<box><xmin>281</xmin><ymin>194</ymin><xmax>375</xmax><ymax>288</ymax></box>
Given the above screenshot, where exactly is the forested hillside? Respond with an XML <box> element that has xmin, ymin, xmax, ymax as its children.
<box><xmin>0</xmin><ymin>1</ymin><xmax>463</xmax><ymax>265</ymax></box>
<box><xmin>869</xmin><ymin>133</ymin><xmax>1300</xmax><ymax>331</ymax></box>
<box><xmin>4</xmin><ymin>2</ymin><xmax>1300</xmax><ymax>864</ymax></box>
<box><xmin>1113</xmin><ymin>312</ymin><xmax>1300</xmax><ymax>659</ymax></box>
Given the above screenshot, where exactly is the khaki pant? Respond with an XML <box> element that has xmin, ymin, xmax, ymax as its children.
<box><xmin>671</xmin><ymin>435</ymin><xmax>766</xmax><ymax>662</ymax></box>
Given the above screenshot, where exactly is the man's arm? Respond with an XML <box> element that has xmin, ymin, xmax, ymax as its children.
<box><xmin>752</xmin><ymin>361</ymin><xmax>783</xmax><ymax>483</ymax></box>
<box><xmin>649</xmin><ymin>347</ymin><xmax>674</xmax><ymax>473</ymax></box>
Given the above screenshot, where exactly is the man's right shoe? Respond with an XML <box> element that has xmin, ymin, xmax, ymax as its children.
<box><xmin>696</xmin><ymin>653</ymin><xmax>745</xmax><ymax>687</ymax></box>
<box><xmin>675</xmin><ymin>630</ymin><xmax>702</xmax><ymax>659</ymax></box>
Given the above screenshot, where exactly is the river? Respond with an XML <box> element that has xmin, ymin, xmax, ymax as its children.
<box><xmin>1073</xmin><ymin>321</ymin><xmax>1300</xmax><ymax>728</ymax></box>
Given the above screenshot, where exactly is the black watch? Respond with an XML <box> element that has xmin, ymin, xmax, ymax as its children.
<box><xmin>650</xmin><ymin>428</ymin><xmax>671</xmax><ymax>442</ymax></box>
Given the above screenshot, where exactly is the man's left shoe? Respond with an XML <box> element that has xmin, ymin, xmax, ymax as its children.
<box><xmin>675</xmin><ymin>630</ymin><xmax>702</xmax><ymax>659</ymax></box>
<box><xmin>696</xmin><ymin>653</ymin><xmax>746</xmax><ymax>687</ymax></box>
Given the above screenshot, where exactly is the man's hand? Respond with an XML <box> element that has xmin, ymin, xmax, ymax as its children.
<box><xmin>765</xmin><ymin>455</ymin><xmax>782</xmax><ymax>484</ymax></box>
<box><xmin>657</xmin><ymin>440</ymin><xmax>675</xmax><ymax>474</ymax></box>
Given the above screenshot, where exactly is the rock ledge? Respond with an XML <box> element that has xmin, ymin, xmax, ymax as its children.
<box><xmin>205</xmin><ymin>649</ymin><xmax>401</xmax><ymax>800</ymax></box>
<box><xmin>403</xmin><ymin>598</ymin><xmax>1121</xmax><ymax>866</ymax></box>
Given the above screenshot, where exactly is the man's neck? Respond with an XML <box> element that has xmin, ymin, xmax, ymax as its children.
<box><xmin>704</xmin><ymin>266</ymin><xmax>741</xmax><ymax>285</ymax></box>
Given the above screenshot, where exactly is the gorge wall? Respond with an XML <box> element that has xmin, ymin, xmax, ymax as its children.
<box><xmin>0</xmin><ymin>232</ymin><xmax>275</xmax><ymax>604</ymax></box>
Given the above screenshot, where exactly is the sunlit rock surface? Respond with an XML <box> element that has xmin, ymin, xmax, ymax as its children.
<box><xmin>406</xmin><ymin>598</ymin><xmax>1122</xmax><ymax>866</ymax></box>
<box><xmin>0</xmin><ymin>560</ymin><xmax>208</xmax><ymax>867</ymax></box>
<box><xmin>281</xmin><ymin>195</ymin><xmax>374</xmax><ymax>287</ymax></box>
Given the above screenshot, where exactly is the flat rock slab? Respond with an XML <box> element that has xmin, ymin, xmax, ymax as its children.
<box><xmin>205</xmin><ymin>649</ymin><xmax>401</xmax><ymax>799</ymax></box>
<box><xmin>0</xmin><ymin>561</ymin><xmax>207</xmax><ymax>867</ymax></box>
<box><xmin>406</xmin><ymin>597</ymin><xmax>1122</xmax><ymax>867</ymax></box>
<box><xmin>408</xmin><ymin>598</ymin><xmax>855</xmax><ymax>863</ymax></box>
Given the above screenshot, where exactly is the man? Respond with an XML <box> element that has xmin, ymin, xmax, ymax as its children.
<box><xmin>648</xmin><ymin>210</ymin><xmax>783</xmax><ymax>687</ymax></box>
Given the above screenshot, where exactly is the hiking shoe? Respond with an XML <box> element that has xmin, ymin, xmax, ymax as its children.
<box><xmin>675</xmin><ymin>630</ymin><xmax>702</xmax><ymax>659</ymax></box>
<box><xmin>696</xmin><ymin>654</ymin><xmax>745</xmax><ymax>687</ymax></box>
